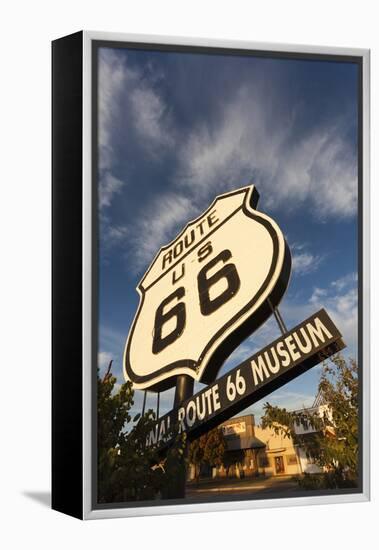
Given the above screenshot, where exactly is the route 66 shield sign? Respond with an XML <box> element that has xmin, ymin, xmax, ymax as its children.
<box><xmin>123</xmin><ymin>185</ymin><xmax>291</xmax><ymax>391</ymax></box>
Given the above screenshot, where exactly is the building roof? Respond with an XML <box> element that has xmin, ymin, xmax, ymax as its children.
<box><xmin>226</xmin><ymin>436</ymin><xmax>266</xmax><ymax>451</ymax></box>
<box><xmin>221</xmin><ymin>414</ymin><xmax>255</xmax><ymax>426</ymax></box>
<box><xmin>312</xmin><ymin>390</ymin><xmax>327</xmax><ymax>407</ymax></box>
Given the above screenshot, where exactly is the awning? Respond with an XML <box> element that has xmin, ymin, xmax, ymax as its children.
<box><xmin>226</xmin><ymin>436</ymin><xmax>266</xmax><ymax>451</ymax></box>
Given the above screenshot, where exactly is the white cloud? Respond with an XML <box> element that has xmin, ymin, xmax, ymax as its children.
<box><xmin>283</xmin><ymin>272</ymin><xmax>358</xmax><ymax>354</ymax></box>
<box><xmin>98</xmin><ymin>47</ymin><xmax>177</xmax><ymax>261</ymax></box>
<box><xmin>95</xmin><ymin>49</ymin><xmax>361</xmax><ymax>295</ymax></box>
<box><xmin>314</xmin><ymin>284</ymin><xmax>358</xmax><ymax>349</ymax></box>
<box><xmin>261</xmin><ymin>389</ymin><xmax>315</xmax><ymax>411</ymax></box>
<box><xmin>98</xmin><ymin>49</ymin><xmax>174</xmax><ymax>216</ymax></box>
<box><xmin>223</xmin><ymin>269</ymin><xmax>358</xmax><ymax>381</ymax></box>
<box><xmin>99</xmin><ymin>47</ymin><xmax>173</xmax><ymax>167</ymax></box>
<box><xmin>241</xmin><ymin>389</ymin><xmax>316</xmax><ymax>422</ymax></box>
<box><xmin>291</xmin><ymin>243</ymin><xmax>323</xmax><ymax>275</ymax></box>
<box><xmin>107</xmin><ymin>224</ymin><xmax>128</xmax><ymax>242</ymax></box>
<box><xmin>99</xmin><ymin>172</ymin><xmax>125</xmax><ymax>209</ymax></box>
<box><xmin>98</xmin><ymin>49</ymin><xmax>177</xmax><ymax>259</ymax></box>
<box><xmin>292</xmin><ymin>252</ymin><xmax>320</xmax><ymax>274</ymax></box>
<box><xmin>125</xmin><ymin>80</ymin><xmax>356</xmax><ymax>272</ymax></box>
<box><xmin>102</xmin><ymin>55</ymin><xmax>357</xmax><ymax>277</ymax></box>
<box><xmin>97</xmin><ymin>329</ymin><xmax>178</xmax><ymax>417</ymax></box>
<box><xmin>128</xmin><ymin>192</ymin><xmax>198</xmax><ymax>273</ymax></box>
<box><xmin>98</xmin><ymin>49</ymin><xmax>132</xmax><ymax>211</ymax></box>
<box><xmin>98</xmin><ymin>49</ymin><xmax>138</xmax><ymax>171</ymax></box>
<box><xmin>221</xmin><ymin>316</ymin><xmax>282</xmax><ymax>375</ymax></box>
<box><xmin>331</xmin><ymin>272</ymin><xmax>358</xmax><ymax>292</ymax></box>
<box><xmin>98</xmin><ymin>325</ymin><xmax>126</xmax><ymax>379</ymax></box>
<box><xmin>98</xmin><ymin>350</ymin><xmax>113</xmax><ymax>372</ymax></box>
<box><xmin>177</xmin><ymin>86</ymin><xmax>277</xmax><ymax>200</ymax></box>
<box><xmin>130</xmin><ymin>87</ymin><xmax>174</xmax><ymax>152</ymax></box>
<box><xmin>176</xmin><ymin>85</ymin><xmax>357</xmax><ymax>218</ymax></box>
<box><xmin>309</xmin><ymin>287</ymin><xmax>328</xmax><ymax>304</ymax></box>
<box><xmin>100</xmin><ymin>223</ymin><xmax>129</xmax><ymax>254</ymax></box>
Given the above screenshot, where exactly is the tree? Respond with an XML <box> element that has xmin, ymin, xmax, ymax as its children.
<box><xmin>188</xmin><ymin>427</ymin><xmax>226</xmax><ymax>482</ymax></box>
<box><xmin>97</xmin><ymin>361</ymin><xmax>134</xmax><ymax>502</ymax></box>
<box><xmin>97</xmin><ymin>361</ymin><xmax>186</xmax><ymax>503</ymax></box>
<box><xmin>261</xmin><ymin>354</ymin><xmax>358</xmax><ymax>489</ymax></box>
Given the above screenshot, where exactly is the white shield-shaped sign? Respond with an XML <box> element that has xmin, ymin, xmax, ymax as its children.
<box><xmin>123</xmin><ymin>185</ymin><xmax>291</xmax><ymax>391</ymax></box>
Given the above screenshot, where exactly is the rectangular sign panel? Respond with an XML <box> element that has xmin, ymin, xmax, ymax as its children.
<box><xmin>147</xmin><ymin>309</ymin><xmax>345</xmax><ymax>449</ymax></box>
<box><xmin>222</xmin><ymin>422</ymin><xmax>246</xmax><ymax>436</ymax></box>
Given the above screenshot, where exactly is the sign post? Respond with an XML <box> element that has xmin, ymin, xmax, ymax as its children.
<box><xmin>169</xmin><ymin>375</ymin><xmax>194</xmax><ymax>498</ymax></box>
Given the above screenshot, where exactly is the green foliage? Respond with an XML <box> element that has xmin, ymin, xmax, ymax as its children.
<box><xmin>97</xmin><ymin>363</ymin><xmax>186</xmax><ymax>503</ymax></box>
<box><xmin>296</xmin><ymin>471</ymin><xmax>357</xmax><ymax>490</ymax></box>
<box><xmin>188</xmin><ymin>427</ymin><xmax>226</xmax><ymax>481</ymax></box>
<box><xmin>261</xmin><ymin>354</ymin><xmax>358</xmax><ymax>489</ymax></box>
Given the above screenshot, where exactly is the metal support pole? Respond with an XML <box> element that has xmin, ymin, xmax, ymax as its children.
<box><xmin>141</xmin><ymin>390</ymin><xmax>147</xmax><ymax>417</ymax></box>
<box><xmin>166</xmin><ymin>374</ymin><xmax>194</xmax><ymax>499</ymax></box>
<box><xmin>267</xmin><ymin>297</ymin><xmax>288</xmax><ymax>336</ymax></box>
<box><xmin>157</xmin><ymin>392</ymin><xmax>160</xmax><ymax>420</ymax></box>
<box><xmin>174</xmin><ymin>374</ymin><xmax>194</xmax><ymax>407</ymax></box>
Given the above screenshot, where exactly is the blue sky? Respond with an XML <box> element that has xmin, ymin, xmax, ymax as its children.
<box><xmin>97</xmin><ymin>45</ymin><xmax>359</xmax><ymax>422</ymax></box>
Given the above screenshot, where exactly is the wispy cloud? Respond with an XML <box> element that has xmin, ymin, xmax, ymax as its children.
<box><xmin>222</xmin><ymin>269</ymin><xmax>358</xmax><ymax>381</ymax></box>
<box><xmin>98</xmin><ymin>48</ymin><xmax>178</xmax><ymax>256</ymax></box>
<box><xmin>98</xmin><ymin>49</ymin><xmax>133</xmax><ymax>172</ymax></box>
<box><xmin>283</xmin><ymin>271</ymin><xmax>358</xmax><ymax>354</ymax></box>
<box><xmin>221</xmin><ymin>316</ymin><xmax>283</xmax><ymax>376</ymax></box>
<box><xmin>117</xmin><ymin>74</ymin><xmax>356</xmax><ymax>272</ymax></box>
<box><xmin>243</xmin><ymin>389</ymin><xmax>316</xmax><ymax>422</ymax></box>
<box><xmin>106</xmin><ymin>224</ymin><xmax>129</xmax><ymax>243</ymax></box>
<box><xmin>98</xmin><ymin>322</ymin><xmax>190</xmax><ymax>419</ymax></box>
<box><xmin>309</xmin><ymin>276</ymin><xmax>358</xmax><ymax>353</ymax></box>
<box><xmin>176</xmin><ymin>86</ymin><xmax>357</xmax><ymax>218</ymax></box>
<box><xmin>99</xmin><ymin>172</ymin><xmax>125</xmax><ymax>209</ymax></box>
<box><xmin>291</xmin><ymin>243</ymin><xmax>323</xmax><ymax>276</ymax></box>
<box><xmin>97</xmin><ymin>48</ymin><xmax>358</xmax><ymax>278</ymax></box>
<box><xmin>98</xmin><ymin>350</ymin><xmax>113</xmax><ymax>374</ymax></box>
<box><xmin>98</xmin><ymin>325</ymin><xmax>126</xmax><ymax>380</ymax></box>
<box><xmin>331</xmin><ymin>272</ymin><xmax>358</xmax><ymax>292</ymax></box>
<box><xmin>127</xmin><ymin>192</ymin><xmax>198</xmax><ymax>273</ymax></box>
<box><xmin>96</xmin><ymin>51</ymin><xmax>359</xmax><ymax>432</ymax></box>
<box><xmin>130</xmin><ymin>87</ymin><xmax>174</xmax><ymax>154</ymax></box>
<box><xmin>99</xmin><ymin>47</ymin><xmax>174</xmax><ymax>167</ymax></box>
<box><xmin>98</xmin><ymin>49</ymin><xmax>130</xmax><ymax>216</ymax></box>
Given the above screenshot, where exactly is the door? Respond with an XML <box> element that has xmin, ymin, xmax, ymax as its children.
<box><xmin>274</xmin><ymin>456</ymin><xmax>285</xmax><ymax>474</ymax></box>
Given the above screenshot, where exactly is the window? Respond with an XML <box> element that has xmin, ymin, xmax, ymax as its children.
<box><xmin>286</xmin><ymin>454</ymin><xmax>298</xmax><ymax>465</ymax></box>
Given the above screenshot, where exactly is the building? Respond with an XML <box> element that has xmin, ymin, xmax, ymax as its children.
<box><xmin>188</xmin><ymin>394</ymin><xmax>329</xmax><ymax>480</ymax></box>
<box><xmin>292</xmin><ymin>393</ymin><xmax>332</xmax><ymax>474</ymax></box>
<box><xmin>217</xmin><ymin>414</ymin><xmax>266</xmax><ymax>478</ymax></box>
<box><xmin>215</xmin><ymin>414</ymin><xmax>305</xmax><ymax>478</ymax></box>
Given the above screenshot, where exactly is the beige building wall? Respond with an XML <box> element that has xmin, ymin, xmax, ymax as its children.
<box><xmin>187</xmin><ymin>414</ymin><xmax>323</xmax><ymax>481</ymax></box>
<box><xmin>254</xmin><ymin>425</ymin><xmax>302</xmax><ymax>476</ymax></box>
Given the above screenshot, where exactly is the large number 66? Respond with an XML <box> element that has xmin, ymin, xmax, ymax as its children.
<box><xmin>152</xmin><ymin>249</ymin><xmax>240</xmax><ymax>354</ymax></box>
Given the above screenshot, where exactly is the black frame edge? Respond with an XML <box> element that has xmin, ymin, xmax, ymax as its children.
<box><xmin>52</xmin><ymin>30</ymin><xmax>84</xmax><ymax>520</ymax></box>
